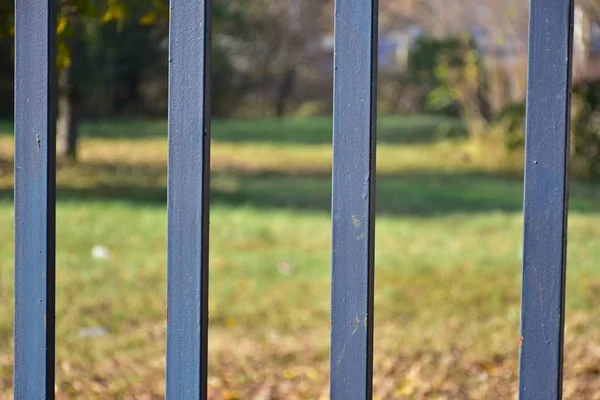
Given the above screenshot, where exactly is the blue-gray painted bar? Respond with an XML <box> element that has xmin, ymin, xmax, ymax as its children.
<box><xmin>13</xmin><ymin>0</ymin><xmax>57</xmax><ymax>398</ymax></box>
<box><xmin>519</xmin><ymin>0</ymin><xmax>574</xmax><ymax>398</ymax></box>
<box><xmin>166</xmin><ymin>0</ymin><xmax>212</xmax><ymax>398</ymax></box>
<box><xmin>329</xmin><ymin>0</ymin><xmax>378</xmax><ymax>398</ymax></box>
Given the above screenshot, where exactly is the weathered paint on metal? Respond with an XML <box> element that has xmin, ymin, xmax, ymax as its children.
<box><xmin>329</xmin><ymin>0</ymin><xmax>378</xmax><ymax>398</ymax></box>
<box><xmin>519</xmin><ymin>0</ymin><xmax>574</xmax><ymax>398</ymax></box>
<box><xmin>13</xmin><ymin>0</ymin><xmax>57</xmax><ymax>398</ymax></box>
<box><xmin>166</xmin><ymin>0</ymin><xmax>212</xmax><ymax>398</ymax></box>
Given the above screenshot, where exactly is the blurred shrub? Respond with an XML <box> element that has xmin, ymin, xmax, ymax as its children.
<box><xmin>435</xmin><ymin>119</ymin><xmax>468</xmax><ymax>140</ymax></box>
<box><xmin>406</xmin><ymin>35</ymin><xmax>463</xmax><ymax>116</ymax></box>
<box><xmin>407</xmin><ymin>34</ymin><xmax>493</xmax><ymax>139</ymax></box>
<box><xmin>572</xmin><ymin>81</ymin><xmax>600</xmax><ymax>179</ymax></box>
<box><xmin>496</xmin><ymin>79</ymin><xmax>600</xmax><ymax>179</ymax></box>
<box><xmin>495</xmin><ymin>101</ymin><xmax>525</xmax><ymax>149</ymax></box>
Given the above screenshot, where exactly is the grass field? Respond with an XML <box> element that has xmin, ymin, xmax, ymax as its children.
<box><xmin>1</xmin><ymin>116</ymin><xmax>600</xmax><ymax>398</ymax></box>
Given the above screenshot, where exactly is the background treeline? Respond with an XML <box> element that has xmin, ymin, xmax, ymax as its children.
<box><xmin>2</xmin><ymin>0</ymin><xmax>600</xmax><ymax>177</ymax></box>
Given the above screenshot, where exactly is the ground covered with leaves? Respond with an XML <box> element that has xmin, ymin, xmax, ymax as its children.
<box><xmin>1</xmin><ymin>117</ymin><xmax>600</xmax><ymax>398</ymax></box>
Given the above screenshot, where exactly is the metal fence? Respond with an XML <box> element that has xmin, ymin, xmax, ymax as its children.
<box><xmin>13</xmin><ymin>0</ymin><xmax>574</xmax><ymax>398</ymax></box>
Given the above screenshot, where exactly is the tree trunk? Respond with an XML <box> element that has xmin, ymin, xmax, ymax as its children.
<box><xmin>274</xmin><ymin>67</ymin><xmax>296</xmax><ymax>118</ymax></box>
<box><xmin>57</xmin><ymin>16</ymin><xmax>83</xmax><ymax>161</ymax></box>
<box><xmin>57</xmin><ymin>68</ymin><xmax>79</xmax><ymax>160</ymax></box>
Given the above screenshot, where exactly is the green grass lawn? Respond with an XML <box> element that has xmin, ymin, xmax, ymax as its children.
<box><xmin>1</xmin><ymin>117</ymin><xmax>600</xmax><ymax>399</ymax></box>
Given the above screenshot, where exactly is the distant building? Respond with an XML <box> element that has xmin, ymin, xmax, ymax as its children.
<box><xmin>319</xmin><ymin>26</ymin><xmax>424</xmax><ymax>72</ymax></box>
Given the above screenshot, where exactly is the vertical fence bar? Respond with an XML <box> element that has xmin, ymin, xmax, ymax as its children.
<box><xmin>166</xmin><ymin>0</ymin><xmax>212</xmax><ymax>398</ymax></box>
<box><xmin>519</xmin><ymin>0</ymin><xmax>575</xmax><ymax>398</ymax></box>
<box><xmin>329</xmin><ymin>0</ymin><xmax>378</xmax><ymax>398</ymax></box>
<box><xmin>13</xmin><ymin>0</ymin><xmax>57</xmax><ymax>398</ymax></box>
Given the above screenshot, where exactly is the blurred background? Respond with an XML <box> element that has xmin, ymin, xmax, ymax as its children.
<box><xmin>2</xmin><ymin>0</ymin><xmax>600</xmax><ymax>398</ymax></box>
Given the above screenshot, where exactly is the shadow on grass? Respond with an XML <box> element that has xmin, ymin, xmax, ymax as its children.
<box><xmin>0</xmin><ymin>116</ymin><xmax>466</xmax><ymax>145</ymax></box>
<box><xmin>208</xmin><ymin>116</ymin><xmax>466</xmax><ymax>145</ymax></box>
<box><xmin>1</xmin><ymin>164</ymin><xmax>599</xmax><ymax>215</ymax></box>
